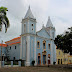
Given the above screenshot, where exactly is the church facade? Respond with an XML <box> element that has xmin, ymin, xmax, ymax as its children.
<box><xmin>3</xmin><ymin>6</ymin><xmax>56</xmax><ymax>66</ymax></box>
<box><xmin>20</xmin><ymin>6</ymin><xmax>56</xmax><ymax>66</ymax></box>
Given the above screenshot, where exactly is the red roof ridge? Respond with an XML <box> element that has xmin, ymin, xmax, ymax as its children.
<box><xmin>5</xmin><ymin>37</ymin><xmax>21</xmax><ymax>43</ymax></box>
<box><xmin>0</xmin><ymin>44</ymin><xmax>7</xmax><ymax>47</ymax></box>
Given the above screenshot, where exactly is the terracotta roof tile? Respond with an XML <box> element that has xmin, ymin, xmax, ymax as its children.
<box><xmin>0</xmin><ymin>44</ymin><xmax>7</xmax><ymax>47</ymax></box>
<box><xmin>9</xmin><ymin>41</ymin><xmax>20</xmax><ymax>45</ymax></box>
<box><xmin>5</xmin><ymin>37</ymin><xmax>21</xmax><ymax>43</ymax></box>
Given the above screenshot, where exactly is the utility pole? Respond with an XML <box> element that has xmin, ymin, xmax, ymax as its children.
<box><xmin>1</xmin><ymin>40</ymin><xmax>3</xmax><ymax>67</ymax></box>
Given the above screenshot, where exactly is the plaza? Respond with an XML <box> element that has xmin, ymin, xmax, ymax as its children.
<box><xmin>0</xmin><ymin>65</ymin><xmax>72</xmax><ymax>72</ymax></box>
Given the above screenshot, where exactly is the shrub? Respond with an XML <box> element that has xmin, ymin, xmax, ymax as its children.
<box><xmin>32</xmin><ymin>60</ymin><xmax>35</xmax><ymax>66</ymax></box>
<box><xmin>53</xmin><ymin>62</ymin><xmax>56</xmax><ymax>65</ymax></box>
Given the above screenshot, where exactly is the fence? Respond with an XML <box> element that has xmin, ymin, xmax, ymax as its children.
<box><xmin>1</xmin><ymin>61</ymin><xmax>21</xmax><ymax>67</ymax></box>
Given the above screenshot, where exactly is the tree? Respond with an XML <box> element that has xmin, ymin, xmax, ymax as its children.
<box><xmin>54</xmin><ymin>27</ymin><xmax>72</xmax><ymax>55</ymax></box>
<box><xmin>0</xmin><ymin>6</ymin><xmax>10</xmax><ymax>33</ymax></box>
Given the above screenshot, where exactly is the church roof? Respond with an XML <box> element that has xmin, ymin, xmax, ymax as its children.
<box><xmin>46</xmin><ymin>16</ymin><xmax>53</xmax><ymax>28</ymax></box>
<box><xmin>36</xmin><ymin>26</ymin><xmax>50</xmax><ymax>36</ymax></box>
<box><xmin>0</xmin><ymin>44</ymin><xmax>7</xmax><ymax>47</ymax></box>
<box><xmin>24</xmin><ymin>6</ymin><xmax>35</xmax><ymax>19</ymax></box>
<box><xmin>5</xmin><ymin>37</ymin><xmax>21</xmax><ymax>45</ymax></box>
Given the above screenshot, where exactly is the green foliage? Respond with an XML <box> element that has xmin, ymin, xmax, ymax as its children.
<box><xmin>54</xmin><ymin>27</ymin><xmax>72</xmax><ymax>55</ymax></box>
<box><xmin>32</xmin><ymin>60</ymin><xmax>35</xmax><ymax>66</ymax></box>
<box><xmin>0</xmin><ymin>6</ymin><xmax>8</xmax><ymax>15</ymax></box>
<box><xmin>0</xmin><ymin>6</ymin><xmax>10</xmax><ymax>33</ymax></box>
<box><xmin>0</xmin><ymin>6</ymin><xmax>7</xmax><ymax>11</ymax></box>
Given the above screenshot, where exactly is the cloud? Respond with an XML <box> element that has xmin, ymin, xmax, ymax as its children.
<box><xmin>52</xmin><ymin>17</ymin><xmax>70</xmax><ymax>35</ymax></box>
<box><xmin>0</xmin><ymin>0</ymin><xmax>72</xmax><ymax>43</ymax></box>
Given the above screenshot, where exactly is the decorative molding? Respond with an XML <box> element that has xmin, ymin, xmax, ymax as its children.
<box><xmin>20</xmin><ymin>33</ymin><xmax>51</xmax><ymax>41</ymax></box>
<box><xmin>22</xmin><ymin>18</ymin><xmax>36</xmax><ymax>23</ymax></box>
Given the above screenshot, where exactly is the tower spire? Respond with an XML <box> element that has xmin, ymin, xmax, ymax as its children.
<box><xmin>29</xmin><ymin>5</ymin><xmax>30</xmax><ymax>9</ymax></box>
<box><xmin>24</xmin><ymin>6</ymin><xmax>35</xmax><ymax>19</ymax></box>
<box><xmin>46</xmin><ymin>16</ymin><xmax>53</xmax><ymax>28</ymax></box>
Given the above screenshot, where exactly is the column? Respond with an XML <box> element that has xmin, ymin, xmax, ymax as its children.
<box><xmin>34</xmin><ymin>36</ymin><xmax>37</xmax><ymax>66</ymax></box>
<box><xmin>20</xmin><ymin>37</ymin><xmax>23</xmax><ymax>59</ymax></box>
<box><xmin>2</xmin><ymin>61</ymin><xmax>4</xmax><ymax>67</ymax></box>
<box><xmin>18</xmin><ymin>61</ymin><xmax>21</xmax><ymax>67</ymax></box>
<box><xmin>51</xmin><ymin>40</ymin><xmax>53</xmax><ymax>64</ymax></box>
<box><xmin>26</xmin><ymin>36</ymin><xmax>30</xmax><ymax>66</ymax></box>
<box><xmin>11</xmin><ymin>61</ymin><xmax>13</xmax><ymax>67</ymax></box>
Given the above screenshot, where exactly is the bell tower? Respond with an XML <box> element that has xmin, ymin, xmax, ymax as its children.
<box><xmin>21</xmin><ymin>6</ymin><xmax>36</xmax><ymax>35</ymax></box>
<box><xmin>46</xmin><ymin>16</ymin><xmax>55</xmax><ymax>39</ymax></box>
<box><xmin>46</xmin><ymin>16</ymin><xmax>56</xmax><ymax>64</ymax></box>
<box><xmin>20</xmin><ymin>6</ymin><xmax>36</xmax><ymax>66</ymax></box>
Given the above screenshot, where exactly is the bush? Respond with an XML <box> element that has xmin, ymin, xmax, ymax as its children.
<box><xmin>5</xmin><ymin>61</ymin><xmax>11</xmax><ymax>65</ymax></box>
<box><xmin>53</xmin><ymin>62</ymin><xmax>56</xmax><ymax>65</ymax></box>
<box><xmin>32</xmin><ymin>60</ymin><xmax>35</xmax><ymax>66</ymax></box>
<box><xmin>13</xmin><ymin>61</ymin><xmax>18</xmax><ymax>65</ymax></box>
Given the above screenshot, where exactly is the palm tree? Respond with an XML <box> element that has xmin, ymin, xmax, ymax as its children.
<box><xmin>0</xmin><ymin>6</ymin><xmax>10</xmax><ymax>33</ymax></box>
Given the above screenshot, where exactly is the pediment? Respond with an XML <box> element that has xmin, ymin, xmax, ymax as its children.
<box><xmin>36</xmin><ymin>28</ymin><xmax>50</xmax><ymax>38</ymax></box>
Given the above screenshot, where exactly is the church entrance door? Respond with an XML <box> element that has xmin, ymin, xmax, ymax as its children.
<box><xmin>37</xmin><ymin>53</ymin><xmax>41</xmax><ymax>65</ymax></box>
<box><xmin>43</xmin><ymin>55</ymin><xmax>46</xmax><ymax>65</ymax></box>
<box><xmin>38</xmin><ymin>56</ymin><xmax>40</xmax><ymax>65</ymax></box>
<box><xmin>58</xmin><ymin>59</ymin><xmax>60</xmax><ymax>64</ymax></box>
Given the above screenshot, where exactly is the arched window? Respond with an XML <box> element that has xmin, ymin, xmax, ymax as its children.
<box><xmin>24</xmin><ymin>24</ymin><xmax>26</xmax><ymax>32</ymax></box>
<box><xmin>48</xmin><ymin>44</ymin><xmax>51</xmax><ymax>50</ymax></box>
<box><xmin>15</xmin><ymin>46</ymin><xmax>16</xmax><ymax>49</ymax></box>
<box><xmin>10</xmin><ymin>46</ymin><xmax>11</xmax><ymax>50</ymax></box>
<box><xmin>37</xmin><ymin>41</ymin><xmax>40</xmax><ymax>48</ymax></box>
<box><xmin>38</xmin><ymin>53</ymin><xmax>41</xmax><ymax>65</ymax></box>
<box><xmin>43</xmin><ymin>40</ymin><xmax>46</xmax><ymax>49</ymax></box>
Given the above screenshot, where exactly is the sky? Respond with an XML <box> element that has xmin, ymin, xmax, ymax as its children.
<box><xmin>0</xmin><ymin>0</ymin><xmax>72</xmax><ymax>43</ymax></box>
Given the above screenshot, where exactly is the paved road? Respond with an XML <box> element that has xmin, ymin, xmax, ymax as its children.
<box><xmin>0</xmin><ymin>66</ymin><xmax>72</xmax><ymax>72</ymax></box>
